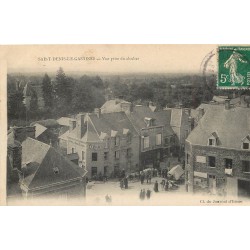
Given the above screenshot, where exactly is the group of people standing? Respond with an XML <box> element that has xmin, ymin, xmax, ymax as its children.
<box><xmin>140</xmin><ymin>172</ymin><xmax>152</xmax><ymax>184</ymax></box>
<box><xmin>120</xmin><ymin>177</ymin><xmax>129</xmax><ymax>189</ymax></box>
<box><xmin>160</xmin><ymin>179</ymin><xmax>169</xmax><ymax>191</ymax></box>
<box><xmin>139</xmin><ymin>189</ymin><xmax>151</xmax><ymax>200</ymax></box>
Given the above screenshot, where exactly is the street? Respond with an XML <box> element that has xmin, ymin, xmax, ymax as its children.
<box><xmin>85</xmin><ymin>176</ymin><xmax>186</xmax><ymax>205</ymax></box>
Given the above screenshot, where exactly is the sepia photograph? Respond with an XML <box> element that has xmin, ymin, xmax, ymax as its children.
<box><xmin>1</xmin><ymin>44</ymin><xmax>250</xmax><ymax>205</ymax></box>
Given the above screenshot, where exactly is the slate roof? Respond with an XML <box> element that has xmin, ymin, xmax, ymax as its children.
<box><xmin>30</xmin><ymin>119</ymin><xmax>59</xmax><ymax>128</ymax></box>
<box><xmin>34</xmin><ymin>123</ymin><xmax>47</xmax><ymax>138</ymax></box>
<box><xmin>128</xmin><ymin>106</ymin><xmax>174</xmax><ymax>136</ymax></box>
<box><xmin>64</xmin><ymin>105</ymin><xmax>175</xmax><ymax>142</ymax></box>
<box><xmin>100</xmin><ymin>99</ymin><xmax>126</xmax><ymax>113</ymax></box>
<box><xmin>59</xmin><ymin>130</ymin><xmax>70</xmax><ymax>140</ymax></box>
<box><xmin>21</xmin><ymin>138</ymin><xmax>87</xmax><ymax>190</ymax></box>
<box><xmin>89</xmin><ymin>112</ymin><xmax>138</xmax><ymax>138</ymax></box>
<box><xmin>187</xmin><ymin>105</ymin><xmax>250</xmax><ymax>150</ymax></box>
<box><xmin>169</xmin><ymin>108</ymin><xmax>183</xmax><ymax>127</ymax></box>
<box><xmin>57</xmin><ymin>117</ymin><xmax>76</xmax><ymax>127</ymax></box>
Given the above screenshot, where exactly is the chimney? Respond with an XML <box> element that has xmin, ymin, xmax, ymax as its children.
<box><xmin>198</xmin><ymin>108</ymin><xmax>205</xmax><ymax>119</ymax></box>
<box><xmin>7</xmin><ymin>142</ymin><xmax>22</xmax><ymax>172</ymax></box>
<box><xmin>94</xmin><ymin>108</ymin><xmax>101</xmax><ymax>118</ymax></box>
<box><xmin>121</xmin><ymin>102</ymin><xmax>132</xmax><ymax>114</ymax></box>
<box><xmin>184</xmin><ymin>108</ymin><xmax>191</xmax><ymax>116</ymax></box>
<box><xmin>13</xmin><ymin>126</ymin><xmax>36</xmax><ymax>143</ymax></box>
<box><xmin>225</xmin><ymin>99</ymin><xmax>230</xmax><ymax>110</ymax></box>
<box><xmin>76</xmin><ymin>113</ymin><xmax>86</xmax><ymax>139</ymax></box>
<box><xmin>69</xmin><ymin>119</ymin><xmax>76</xmax><ymax>132</ymax></box>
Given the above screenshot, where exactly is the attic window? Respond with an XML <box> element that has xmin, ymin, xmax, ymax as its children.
<box><xmin>209</xmin><ymin>139</ymin><xmax>215</xmax><ymax>146</ymax></box>
<box><xmin>208</xmin><ymin>133</ymin><xmax>218</xmax><ymax>146</ymax></box>
<box><xmin>144</xmin><ymin>117</ymin><xmax>153</xmax><ymax>127</ymax></box>
<box><xmin>53</xmin><ymin>167</ymin><xmax>59</xmax><ymax>174</ymax></box>
<box><xmin>242</xmin><ymin>136</ymin><xmax>250</xmax><ymax>150</ymax></box>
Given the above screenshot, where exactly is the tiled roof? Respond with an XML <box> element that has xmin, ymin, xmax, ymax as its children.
<box><xmin>187</xmin><ymin>105</ymin><xmax>250</xmax><ymax>150</ymax></box>
<box><xmin>21</xmin><ymin>138</ymin><xmax>87</xmax><ymax>190</ymax></box>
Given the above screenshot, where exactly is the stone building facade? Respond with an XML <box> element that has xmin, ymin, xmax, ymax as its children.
<box><xmin>185</xmin><ymin>101</ymin><xmax>250</xmax><ymax>198</ymax></box>
<box><xmin>59</xmin><ymin>102</ymin><xmax>186</xmax><ymax>176</ymax></box>
<box><xmin>61</xmin><ymin>111</ymin><xmax>140</xmax><ymax>178</ymax></box>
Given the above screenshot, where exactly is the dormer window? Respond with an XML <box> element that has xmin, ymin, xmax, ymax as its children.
<box><xmin>242</xmin><ymin>135</ymin><xmax>250</xmax><ymax>150</ymax></box>
<box><xmin>208</xmin><ymin>132</ymin><xmax>219</xmax><ymax>146</ymax></box>
<box><xmin>144</xmin><ymin>117</ymin><xmax>154</xmax><ymax>127</ymax></box>
<box><xmin>209</xmin><ymin>139</ymin><xmax>215</xmax><ymax>146</ymax></box>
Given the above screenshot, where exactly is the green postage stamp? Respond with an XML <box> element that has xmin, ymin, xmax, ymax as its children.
<box><xmin>218</xmin><ymin>46</ymin><xmax>250</xmax><ymax>89</ymax></box>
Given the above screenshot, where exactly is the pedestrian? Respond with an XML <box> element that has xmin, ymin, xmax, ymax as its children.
<box><xmin>146</xmin><ymin>189</ymin><xmax>151</xmax><ymax>199</ymax></box>
<box><xmin>165</xmin><ymin>180</ymin><xmax>169</xmax><ymax>191</ymax></box>
<box><xmin>142</xmin><ymin>189</ymin><xmax>146</xmax><ymax>200</ymax></box>
<box><xmin>139</xmin><ymin>189</ymin><xmax>144</xmax><ymax>200</ymax></box>
<box><xmin>161</xmin><ymin>179</ymin><xmax>165</xmax><ymax>190</ymax></box>
<box><xmin>120</xmin><ymin>179</ymin><xmax>124</xmax><ymax>189</ymax></box>
<box><xmin>121</xmin><ymin>169</ymin><xmax>125</xmax><ymax>178</ymax></box>
<box><xmin>140</xmin><ymin>173</ymin><xmax>145</xmax><ymax>184</ymax></box>
<box><xmin>154</xmin><ymin>180</ymin><xmax>159</xmax><ymax>192</ymax></box>
<box><xmin>124</xmin><ymin>177</ymin><xmax>128</xmax><ymax>189</ymax></box>
<box><xmin>148</xmin><ymin>174</ymin><xmax>152</xmax><ymax>184</ymax></box>
<box><xmin>105</xmin><ymin>194</ymin><xmax>112</xmax><ymax>203</ymax></box>
<box><xmin>139</xmin><ymin>189</ymin><xmax>145</xmax><ymax>201</ymax></box>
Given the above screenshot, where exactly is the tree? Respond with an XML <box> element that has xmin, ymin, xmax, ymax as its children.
<box><xmin>8</xmin><ymin>91</ymin><xmax>26</xmax><ymax>120</ymax></box>
<box><xmin>54</xmin><ymin>67</ymin><xmax>73</xmax><ymax>113</ymax></box>
<box><xmin>42</xmin><ymin>73</ymin><xmax>53</xmax><ymax>108</ymax></box>
<box><xmin>29</xmin><ymin>91</ymin><xmax>39</xmax><ymax>115</ymax></box>
<box><xmin>71</xmin><ymin>81</ymin><xmax>93</xmax><ymax>112</ymax></box>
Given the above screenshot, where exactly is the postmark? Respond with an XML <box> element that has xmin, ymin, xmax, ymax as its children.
<box><xmin>200</xmin><ymin>49</ymin><xmax>217</xmax><ymax>93</ymax></box>
<box><xmin>218</xmin><ymin>46</ymin><xmax>250</xmax><ymax>89</ymax></box>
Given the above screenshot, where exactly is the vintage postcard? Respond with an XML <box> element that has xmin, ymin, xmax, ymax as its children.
<box><xmin>1</xmin><ymin>44</ymin><xmax>250</xmax><ymax>206</ymax></box>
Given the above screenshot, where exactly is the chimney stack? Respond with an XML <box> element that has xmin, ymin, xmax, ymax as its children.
<box><xmin>12</xmin><ymin>126</ymin><xmax>36</xmax><ymax>143</ymax></box>
<box><xmin>7</xmin><ymin>142</ymin><xmax>22</xmax><ymax>172</ymax></box>
<box><xmin>225</xmin><ymin>99</ymin><xmax>230</xmax><ymax>110</ymax></box>
<box><xmin>69</xmin><ymin>119</ymin><xmax>76</xmax><ymax>132</ymax></box>
<box><xmin>76</xmin><ymin>113</ymin><xmax>86</xmax><ymax>139</ymax></box>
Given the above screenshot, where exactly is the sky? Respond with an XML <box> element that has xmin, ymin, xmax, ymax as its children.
<box><xmin>0</xmin><ymin>44</ymin><xmax>217</xmax><ymax>74</ymax></box>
